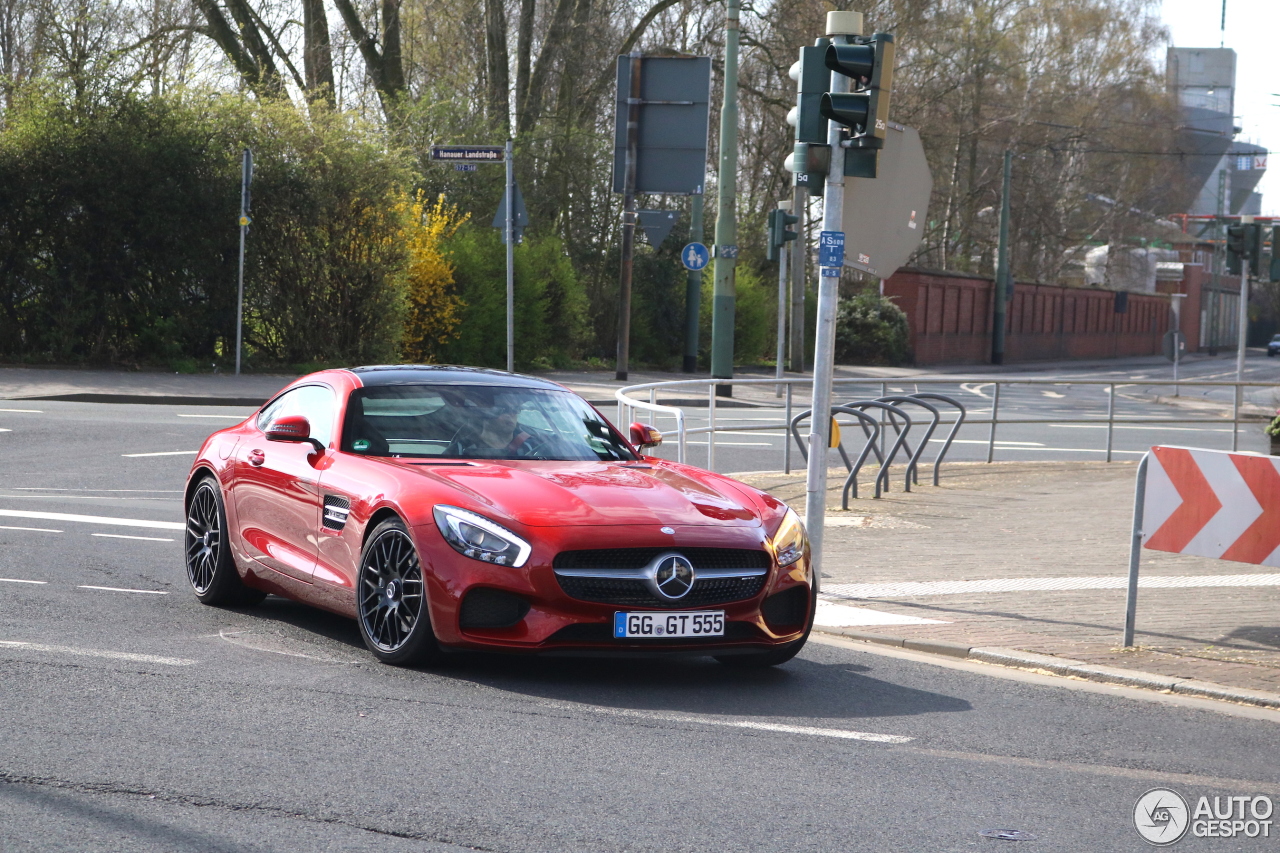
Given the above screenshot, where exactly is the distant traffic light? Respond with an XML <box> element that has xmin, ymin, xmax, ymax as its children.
<box><xmin>1270</xmin><ymin>225</ymin><xmax>1280</xmax><ymax>282</ymax></box>
<box><xmin>1226</xmin><ymin>224</ymin><xmax>1246</xmax><ymax>275</ymax></box>
<box><xmin>767</xmin><ymin>206</ymin><xmax>800</xmax><ymax>261</ymax></box>
<box><xmin>1226</xmin><ymin>222</ymin><xmax>1262</xmax><ymax>275</ymax></box>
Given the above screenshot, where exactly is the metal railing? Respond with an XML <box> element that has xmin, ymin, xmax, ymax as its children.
<box><xmin>616</xmin><ymin>376</ymin><xmax>1274</xmax><ymax>473</ymax></box>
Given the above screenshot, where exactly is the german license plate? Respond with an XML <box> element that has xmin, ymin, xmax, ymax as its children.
<box><xmin>613</xmin><ymin>611</ymin><xmax>725</xmax><ymax>639</ymax></box>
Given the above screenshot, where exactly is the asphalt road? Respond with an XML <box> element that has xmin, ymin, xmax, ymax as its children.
<box><xmin>1</xmin><ymin>401</ymin><xmax>1279</xmax><ymax>851</ymax></box>
<box><xmin>624</xmin><ymin>351</ymin><xmax>1277</xmax><ymax>475</ymax></box>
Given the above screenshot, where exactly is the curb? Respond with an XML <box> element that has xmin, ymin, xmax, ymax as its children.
<box><xmin>816</xmin><ymin>627</ymin><xmax>1280</xmax><ymax>711</ymax></box>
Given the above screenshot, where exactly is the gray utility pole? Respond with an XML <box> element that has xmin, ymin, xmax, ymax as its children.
<box><xmin>1235</xmin><ymin>251</ymin><xmax>1249</xmax><ymax>452</ymax></box>
<box><xmin>1171</xmin><ymin>292</ymin><xmax>1186</xmax><ymax>396</ymax></box>
<box><xmin>709</xmin><ymin>0</ymin><xmax>740</xmax><ymax>396</ymax></box>
<box><xmin>789</xmin><ymin>185</ymin><xmax>807</xmax><ymax>372</ymax></box>
<box><xmin>505</xmin><ymin>139</ymin><xmax>515</xmax><ymax>373</ymax></box>
<box><xmin>235</xmin><ymin>148</ymin><xmax>252</xmax><ymax>376</ymax></box>
<box><xmin>683</xmin><ymin>193</ymin><xmax>704</xmax><ymax>373</ymax></box>
<box><xmin>1210</xmin><ymin>164</ymin><xmax>1229</xmax><ymax>352</ymax></box>
<box><xmin>804</xmin><ymin>10</ymin><xmax>863</xmax><ymax>592</ymax></box>
<box><xmin>775</xmin><ymin>200</ymin><xmax>791</xmax><ymax>393</ymax></box>
<box><xmin>991</xmin><ymin>149</ymin><xmax>1012</xmax><ymax>365</ymax></box>
<box><xmin>615</xmin><ymin>50</ymin><xmax>642</xmax><ymax>381</ymax></box>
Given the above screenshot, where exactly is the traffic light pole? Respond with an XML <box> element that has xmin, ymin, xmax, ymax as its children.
<box><xmin>615</xmin><ymin>52</ymin><xmax>642</xmax><ymax>381</ymax></box>
<box><xmin>804</xmin><ymin>11</ymin><xmax>862</xmax><ymax>592</ymax></box>
<box><xmin>991</xmin><ymin>150</ymin><xmax>1011</xmax><ymax>365</ymax></box>
<box><xmin>709</xmin><ymin>0</ymin><xmax>740</xmax><ymax>396</ymax></box>
<box><xmin>789</xmin><ymin>185</ymin><xmax>807</xmax><ymax>372</ymax></box>
<box><xmin>683</xmin><ymin>193</ymin><xmax>704</xmax><ymax>373</ymax></box>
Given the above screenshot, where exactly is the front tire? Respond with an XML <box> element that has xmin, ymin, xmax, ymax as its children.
<box><xmin>714</xmin><ymin>585</ymin><xmax>816</xmax><ymax>668</ymax></box>
<box><xmin>356</xmin><ymin>518</ymin><xmax>442</xmax><ymax>666</ymax></box>
<box><xmin>185</xmin><ymin>476</ymin><xmax>265</xmax><ymax>606</ymax></box>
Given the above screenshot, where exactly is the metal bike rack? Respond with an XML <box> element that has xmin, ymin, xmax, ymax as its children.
<box><xmin>875</xmin><ymin>395</ymin><xmax>941</xmax><ymax>491</ymax></box>
<box><xmin>909</xmin><ymin>393</ymin><xmax>966</xmax><ymax>485</ymax></box>
<box><xmin>788</xmin><ymin>407</ymin><xmax>858</xmax><ymax>472</ymax></box>
<box><xmin>841</xmin><ymin>401</ymin><xmax>913</xmax><ymax>501</ymax></box>
<box><xmin>790</xmin><ymin>405</ymin><xmax>905</xmax><ymax>503</ymax></box>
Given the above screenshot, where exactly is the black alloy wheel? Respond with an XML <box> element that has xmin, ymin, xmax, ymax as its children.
<box><xmin>184</xmin><ymin>476</ymin><xmax>265</xmax><ymax>606</ymax></box>
<box><xmin>356</xmin><ymin>518</ymin><xmax>442</xmax><ymax>666</ymax></box>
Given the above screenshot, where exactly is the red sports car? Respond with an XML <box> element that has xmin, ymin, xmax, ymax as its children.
<box><xmin>184</xmin><ymin>366</ymin><xmax>813</xmax><ymax>666</ymax></box>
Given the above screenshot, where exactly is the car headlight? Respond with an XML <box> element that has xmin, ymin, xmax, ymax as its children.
<box><xmin>771</xmin><ymin>508</ymin><xmax>807</xmax><ymax>568</ymax></box>
<box><xmin>432</xmin><ymin>505</ymin><xmax>532</xmax><ymax>568</ymax></box>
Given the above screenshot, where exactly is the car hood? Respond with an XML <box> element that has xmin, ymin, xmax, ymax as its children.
<box><xmin>406</xmin><ymin>460</ymin><xmax>760</xmax><ymax>528</ymax></box>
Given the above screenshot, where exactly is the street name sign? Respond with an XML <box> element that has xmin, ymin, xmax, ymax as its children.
<box><xmin>431</xmin><ymin>146</ymin><xmax>505</xmax><ymax>163</ymax></box>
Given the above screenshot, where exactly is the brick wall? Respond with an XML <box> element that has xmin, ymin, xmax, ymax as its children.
<box><xmin>882</xmin><ymin>268</ymin><xmax>1173</xmax><ymax>366</ymax></box>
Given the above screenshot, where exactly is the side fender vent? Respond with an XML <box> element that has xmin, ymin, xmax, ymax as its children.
<box><xmin>322</xmin><ymin>495</ymin><xmax>351</xmax><ymax>531</ymax></box>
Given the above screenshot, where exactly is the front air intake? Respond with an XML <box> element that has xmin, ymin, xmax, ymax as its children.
<box><xmin>459</xmin><ymin>588</ymin><xmax>530</xmax><ymax>630</ymax></box>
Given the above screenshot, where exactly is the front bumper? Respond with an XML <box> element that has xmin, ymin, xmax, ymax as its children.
<box><xmin>412</xmin><ymin>522</ymin><xmax>812</xmax><ymax>654</ymax></box>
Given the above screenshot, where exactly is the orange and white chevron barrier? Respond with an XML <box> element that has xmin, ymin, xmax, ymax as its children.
<box><xmin>1125</xmin><ymin>446</ymin><xmax>1280</xmax><ymax>646</ymax></box>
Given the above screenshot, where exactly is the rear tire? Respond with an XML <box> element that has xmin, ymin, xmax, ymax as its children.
<box><xmin>185</xmin><ymin>476</ymin><xmax>266</xmax><ymax>606</ymax></box>
<box><xmin>356</xmin><ymin>518</ymin><xmax>442</xmax><ymax>666</ymax></box>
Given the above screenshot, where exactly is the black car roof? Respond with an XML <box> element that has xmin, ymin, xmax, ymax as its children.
<box><xmin>347</xmin><ymin>365</ymin><xmax>566</xmax><ymax>391</ymax></box>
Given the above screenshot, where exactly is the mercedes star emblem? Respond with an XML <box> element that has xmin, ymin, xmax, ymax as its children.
<box><xmin>649</xmin><ymin>553</ymin><xmax>695</xmax><ymax>600</ymax></box>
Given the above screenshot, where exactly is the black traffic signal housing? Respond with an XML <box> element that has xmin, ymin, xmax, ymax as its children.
<box><xmin>788</xmin><ymin>40</ymin><xmax>832</xmax><ymax>196</ymax></box>
<box><xmin>1270</xmin><ymin>225</ymin><xmax>1280</xmax><ymax>282</ymax></box>
<box><xmin>820</xmin><ymin>33</ymin><xmax>895</xmax><ymax>148</ymax></box>
<box><xmin>767</xmin><ymin>208</ymin><xmax>799</xmax><ymax>261</ymax></box>
<box><xmin>1226</xmin><ymin>223</ymin><xmax>1262</xmax><ymax>275</ymax></box>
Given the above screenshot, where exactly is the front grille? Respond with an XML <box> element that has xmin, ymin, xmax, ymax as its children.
<box><xmin>546</xmin><ymin>621</ymin><xmax>763</xmax><ymax>644</ymax></box>
<box><xmin>556</xmin><ymin>574</ymin><xmax>765</xmax><ymax>608</ymax></box>
<box><xmin>553</xmin><ymin>548</ymin><xmax>770</xmax><ymax>571</ymax></box>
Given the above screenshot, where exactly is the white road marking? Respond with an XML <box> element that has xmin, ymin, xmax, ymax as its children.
<box><xmin>78</xmin><ymin>585</ymin><xmax>169</xmax><ymax>595</ymax></box>
<box><xmin>960</xmin><ymin>383</ymin><xmax>993</xmax><ymax>398</ymax></box>
<box><xmin>7</xmin><ymin>487</ymin><xmax>184</xmax><ymax>493</ymax></box>
<box><xmin>815</xmin><ymin>599</ymin><xmax>948</xmax><ymax>627</ymax></box>
<box><xmin>0</xmin><ymin>408</ymin><xmax>41</xmax><ymax>413</ymax></box>
<box><xmin>825</xmin><ymin>573</ymin><xmax>1280</xmax><ymax>599</ymax></box>
<box><xmin>0</xmin><ymin>429</ymin><xmax>10</xmax><ymax>433</ymax></box>
<box><xmin>564</xmin><ymin>702</ymin><xmax>911</xmax><ymax>743</ymax></box>
<box><xmin>926</xmin><ymin>439</ymin><xmax>1045</xmax><ymax>446</ymax></box>
<box><xmin>1041</xmin><ymin>391</ymin><xmax>1066</xmax><ymax>398</ymax></box>
<box><xmin>0</xmin><ymin>509</ymin><xmax>182</xmax><ymax>530</ymax></box>
<box><xmin>0</xmin><ymin>640</ymin><xmax>193</xmax><ymax>666</ymax></box>
<box><xmin>0</xmin><ymin>526</ymin><xmax>61</xmax><ymax>533</ymax></box>
<box><xmin>684</xmin><ymin>441</ymin><xmax>774</xmax><ymax>447</ymax></box>
<box><xmin>0</xmin><ymin>578</ymin><xmax>47</xmax><ymax>584</ymax></box>
<box><xmin>91</xmin><ymin>533</ymin><xmax>175</xmax><ymax>542</ymax></box>
<box><xmin>122</xmin><ymin>450</ymin><xmax>198</xmax><ymax>457</ymax></box>
<box><xmin>1050</xmin><ymin>424</ymin><xmax>1233</xmax><ymax>433</ymax></box>
<box><xmin>176</xmin><ymin>414</ymin><xmax>246</xmax><ymax>419</ymax></box>
<box><xmin>993</xmin><ymin>446</ymin><xmax>1146</xmax><ymax>455</ymax></box>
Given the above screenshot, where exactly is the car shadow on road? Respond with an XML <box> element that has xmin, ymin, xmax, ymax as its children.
<box><xmin>426</xmin><ymin>645</ymin><xmax>972</xmax><ymax>722</ymax></box>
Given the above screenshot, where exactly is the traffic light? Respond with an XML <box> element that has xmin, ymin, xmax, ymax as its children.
<box><xmin>820</xmin><ymin>33</ymin><xmax>894</xmax><ymax>143</ymax></box>
<box><xmin>1226</xmin><ymin>222</ymin><xmax>1262</xmax><ymax>275</ymax></box>
<box><xmin>787</xmin><ymin>40</ymin><xmax>832</xmax><ymax>196</ymax></box>
<box><xmin>767</xmin><ymin>207</ymin><xmax>800</xmax><ymax>261</ymax></box>
<box><xmin>1270</xmin><ymin>225</ymin><xmax>1280</xmax><ymax>282</ymax></box>
<box><xmin>1226</xmin><ymin>224</ymin><xmax>1245</xmax><ymax>275</ymax></box>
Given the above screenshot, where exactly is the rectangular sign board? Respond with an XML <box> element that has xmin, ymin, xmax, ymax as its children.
<box><xmin>431</xmin><ymin>146</ymin><xmax>505</xmax><ymax>163</ymax></box>
<box><xmin>612</xmin><ymin>56</ymin><xmax>712</xmax><ymax>195</ymax></box>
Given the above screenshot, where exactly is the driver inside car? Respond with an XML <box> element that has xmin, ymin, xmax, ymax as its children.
<box><xmin>448</xmin><ymin>397</ymin><xmax>544</xmax><ymax>457</ymax></box>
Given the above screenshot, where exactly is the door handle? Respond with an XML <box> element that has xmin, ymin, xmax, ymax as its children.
<box><xmin>248</xmin><ymin>449</ymin><xmax>265</xmax><ymax>467</ymax></box>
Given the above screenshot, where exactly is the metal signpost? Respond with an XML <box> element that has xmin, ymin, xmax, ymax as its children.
<box><xmin>431</xmin><ymin>144</ymin><xmax>515</xmax><ymax>370</ymax></box>
<box><xmin>612</xmin><ymin>55</ymin><xmax>712</xmax><ymax>381</ymax></box>
<box><xmin>683</xmin><ymin>195</ymin><xmax>705</xmax><ymax>373</ymax></box>
<box><xmin>235</xmin><ymin>148</ymin><xmax>252</xmax><ymax>376</ymax></box>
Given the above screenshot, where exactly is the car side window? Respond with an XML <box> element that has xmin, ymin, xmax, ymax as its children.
<box><xmin>256</xmin><ymin>385</ymin><xmax>337</xmax><ymax>448</ymax></box>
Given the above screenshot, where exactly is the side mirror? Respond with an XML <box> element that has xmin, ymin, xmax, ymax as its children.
<box><xmin>629</xmin><ymin>422</ymin><xmax>663</xmax><ymax>450</ymax></box>
<box><xmin>266</xmin><ymin>414</ymin><xmax>324</xmax><ymax>453</ymax></box>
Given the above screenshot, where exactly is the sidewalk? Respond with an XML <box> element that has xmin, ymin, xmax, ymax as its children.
<box><xmin>738</xmin><ymin>461</ymin><xmax>1280</xmax><ymax>701</ymax></box>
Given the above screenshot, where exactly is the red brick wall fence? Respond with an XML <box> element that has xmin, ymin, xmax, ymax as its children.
<box><xmin>881</xmin><ymin>269</ymin><xmax>1173</xmax><ymax>366</ymax></box>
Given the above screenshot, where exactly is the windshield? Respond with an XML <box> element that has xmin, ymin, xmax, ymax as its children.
<box><xmin>341</xmin><ymin>384</ymin><xmax>638</xmax><ymax>462</ymax></box>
